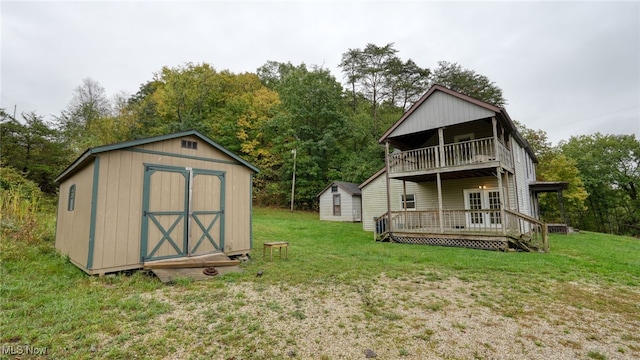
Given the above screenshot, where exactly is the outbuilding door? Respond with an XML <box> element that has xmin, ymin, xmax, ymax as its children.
<box><xmin>141</xmin><ymin>165</ymin><xmax>225</xmax><ymax>262</ymax></box>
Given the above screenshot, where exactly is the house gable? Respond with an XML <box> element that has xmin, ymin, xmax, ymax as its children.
<box><xmin>388</xmin><ymin>90</ymin><xmax>496</xmax><ymax>139</ymax></box>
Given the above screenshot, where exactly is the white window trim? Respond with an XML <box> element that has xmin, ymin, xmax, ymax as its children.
<box><xmin>400</xmin><ymin>193</ymin><xmax>416</xmax><ymax>211</ymax></box>
<box><xmin>463</xmin><ymin>188</ymin><xmax>502</xmax><ymax>228</ymax></box>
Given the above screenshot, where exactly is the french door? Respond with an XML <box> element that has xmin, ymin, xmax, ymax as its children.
<box><xmin>464</xmin><ymin>189</ymin><xmax>502</xmax><ymax>228</ymax></box>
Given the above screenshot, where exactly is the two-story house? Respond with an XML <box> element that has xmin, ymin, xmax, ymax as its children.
<box><xmin>366</xmin><ymin>85</ymin><xmax>548</xmax><ymax>251</ymax></box>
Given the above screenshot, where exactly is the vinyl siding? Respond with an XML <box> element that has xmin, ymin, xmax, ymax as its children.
<box><xmin>511</xmin><ymin>140</ymin><xmax>536</xmax><ymax>217</ymax></box>
<box><xmin>361</xmin><ymin>174</ymin><xmax>508</xmax><ymax>231</ymax></box>
<box><xmin>319</xmin><ymin>187</ymin><xmax>360</xmax><ymax>222</ymax></box>
<box><xmin>390</xmin><ymin>91</ymin><xmax>495</xmax><ymax>138</ymax></box>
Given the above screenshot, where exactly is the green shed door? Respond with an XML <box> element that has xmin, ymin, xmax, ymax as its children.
<box><xmin>141</xmin><ymin>165</ymin><xmax>225</xmax><ymax>262</ymax></box>
<box><xmin>189</xmin><ymin>169</ymin><xmax>225</xmax><ymax>256</ymax></box>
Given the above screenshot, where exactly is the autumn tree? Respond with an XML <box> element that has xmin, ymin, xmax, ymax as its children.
<box><xmin>127</xmin><ymin>63</ymin><xmax>282</xmax><ymax>204</ymax></box>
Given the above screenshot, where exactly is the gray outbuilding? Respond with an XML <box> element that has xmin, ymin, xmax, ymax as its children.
<box><xmin>317</xmin><ymin>181</ymin><xmax>362</xmax><ymax>222</ymax></box>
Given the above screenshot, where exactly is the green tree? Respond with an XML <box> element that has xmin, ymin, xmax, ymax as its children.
<box><xmin>57</xmin><ymin>78</ymin><xmax>113</xmax><ymax>153</ymax></box>
<box><xmin>339</xmin><ymin>43</ymin><xmax>400</xmax><ymax>134</ymax></box>
<box><xmin>515</xmin><ymin>121</ymin><xmax>588</xmax><ymax>226</ymax></box>
<box><xmin>385</xmin><ymin>58</ymin><xmax>431</xmax><ymax>112</ymax></box>
<box><xmin>560</xmin><ymin>134</ymin><xmax>640</xmax><ymax>235</ymax></box>
<box><xmin>262</xmin><ymin>62</ymin><xmax>348</xmax><ymax>208</ymax></box>
<box><xmin>431</xmin><ymin>61</ymin><xmax>506</xmax><ymax>106</ymax></box>
<box><xmin>1</xmin><ymin>110</ymin><xmax>70</xmax><ymax>193</ymax></box>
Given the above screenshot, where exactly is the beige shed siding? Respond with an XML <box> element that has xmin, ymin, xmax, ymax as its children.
<box><xmin>391</xmin><ymin>91</ymin><xmax>495</xmax><ymax>138</ymax></box>
<box><xmin>319</xmin><ymin>187</ymin><xmax>359</xmax><ymax>222</ymax></box>
<box><xmin>87</xmin><ymin>135</ymin><xmax>253</xmax><ymax>271</ymax></box>
<box><xmin>55</xmin><ymin>161</ymin><xmax>95</xmax><ymax>270</ymax></box>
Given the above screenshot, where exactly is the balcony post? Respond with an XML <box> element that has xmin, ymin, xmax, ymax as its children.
<box><xmin>492</xmin><ymin>117</ymin><xmax>499</xmax><ymax>162</ymax></box>
<box><xmin>497</xmin><ymin>167</ymin><xmax>507</xmax><ymax>235</ymax></box>
<box><xmin>438</xmin><ymin>128</ymin><xmax>445</xmax><ymax>167</ymax></box>
<box><xmin>437</xmin><ymin>172</ymin><xmax>444</xmax><ymax>233</ymax></box>
<box><xmin>385</xmin><ymin>141</ymin><xmax>393</xmax><ymax>233</ymax></box>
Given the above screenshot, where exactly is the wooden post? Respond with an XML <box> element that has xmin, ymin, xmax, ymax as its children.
<box><xmin>385</xmin><ymin>141</ymin><xmax>393</xmax><ymax>234</ymax></box>
<box><xmin>438</xmin><ymin>128</ymin><xmax>445</xmax><ymax>167</ymax></box>
<box><xmin>497</xmin><ymin>167</ymin><xmax>506</xmax><ymax>235</ymax></box>
<box><xmin>290</xmin><ymin>149</ymin><xmax>296</xmax><ymax>212</ymax></box>
<box><xmin>403</xmin><ymin>180</ymin><xmax>408</xmax><ymax>229</ymax></box>
<box><xmin>492</xmin><ymin>117</ymin><xmax>499</xmax><ymax>162</ymax></box>
<box><xmin>503</xmin><ymin>171</ymin><xmax>510</xmax><ymax>210</ymax></box>
<box><xmin>437</xmin><ymin>172</ymin><xmax>444</xmax><ymax>233</ymax></box>
<box><xmin>558</xmin><ymin>189</ymin><xmax>567</xmax><ymax>225</ymax></box>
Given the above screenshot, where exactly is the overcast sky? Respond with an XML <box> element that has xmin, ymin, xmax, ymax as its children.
<box><xmin>2</xmin><ymin>1</ymin><xmax>639</xmax><ymax>145</ymax></box>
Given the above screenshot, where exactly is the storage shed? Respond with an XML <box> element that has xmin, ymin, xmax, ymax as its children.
<box><xmin>54</xmin><ymin>130</ymin><xmax>258</xmax><ymax>275</ymax></box>
<box><xmin>317</xmin><ymin>181</ymin><xmax>362</xmax><ymax>222</ymax></box>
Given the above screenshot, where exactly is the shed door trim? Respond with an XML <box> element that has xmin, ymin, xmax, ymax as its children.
<box><xmin>141</xmin><ymin>164</ymin><xmax>225</xmax><ymax>262</ymax></box>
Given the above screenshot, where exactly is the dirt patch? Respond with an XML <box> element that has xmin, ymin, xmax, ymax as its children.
<box><xmin>122</xmin><ymin>275</ymin><xmax>640</xmax><ymax>359</ymax></box>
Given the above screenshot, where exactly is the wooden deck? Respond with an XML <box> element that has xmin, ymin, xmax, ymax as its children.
<box><xmin>375</xmin><ymin>209</ymin><xmax>548</xmax><ymax>252</ymax></box>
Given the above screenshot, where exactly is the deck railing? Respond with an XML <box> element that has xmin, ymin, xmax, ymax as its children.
<box><xmin>388</xmin><ymin>137</ymin><xmax>512</xmax><ymax>175</ymax></box>
<box><xmin>374</xmin><ymin>208</ymin><xmax>548</xmax><ymax>252</ymax></box>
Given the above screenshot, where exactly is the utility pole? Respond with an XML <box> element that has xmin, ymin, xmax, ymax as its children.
<box><xmin>290</xmin><ymin>149</ymin><xmax>297</xmax><ymax>212</ymax></box>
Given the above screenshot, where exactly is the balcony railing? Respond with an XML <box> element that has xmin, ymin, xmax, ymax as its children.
<box><xmin>374</xmin><ymin>208</ymin><xmax>548</xmax><ymax>252</ymax></box>
<box><xmin>388</xmin><ymin>137</ymin><xmax>512</xmax><ymax>175</ymax></box>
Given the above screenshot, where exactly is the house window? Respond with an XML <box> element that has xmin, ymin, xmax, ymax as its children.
<box><xmin>331</xmin><ymin>185</ymin><xmax>338</xmax><ymax>193</ymax></box>
<box><xmin>181</xmin><ymin>140</ymin><xmax>198</xmax><ymax>150</ymax></box>
<box><xmin>68</xmin><ymin>184</ymin><xmax>76</xmax><ymax>211</ymax></box>
<box><xmin>333</xmin><ymin>194</ymin><xmax>341</xmax><ymax>216</ymax></box>
<box><xmin>401</xmin><ymin>194</ymin><xmax>416</xmax><ymax>210</ymax></box>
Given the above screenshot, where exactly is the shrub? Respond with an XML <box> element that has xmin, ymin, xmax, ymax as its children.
<box><xmin>0</xmin><ymin>167</ymin><xmax>55</xmax><ymax>260</ymax></box>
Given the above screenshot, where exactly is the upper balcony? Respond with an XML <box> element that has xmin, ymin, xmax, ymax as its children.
<box><xmin>388</xmin><ymin>137</ymin><xmax>513</xmax><ymax>178</ymax></box>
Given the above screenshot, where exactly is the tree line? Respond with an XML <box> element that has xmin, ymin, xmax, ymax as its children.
<box><xmin>1</xmin><ymin>43</ymin><xmax>638</xmax><ymax>235</ymax></box>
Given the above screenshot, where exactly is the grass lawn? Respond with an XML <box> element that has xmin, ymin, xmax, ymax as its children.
<box><xmin>1</xmin><ymin>207</ymin><xmax>639</xmax><ymax>359</ymax></box>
